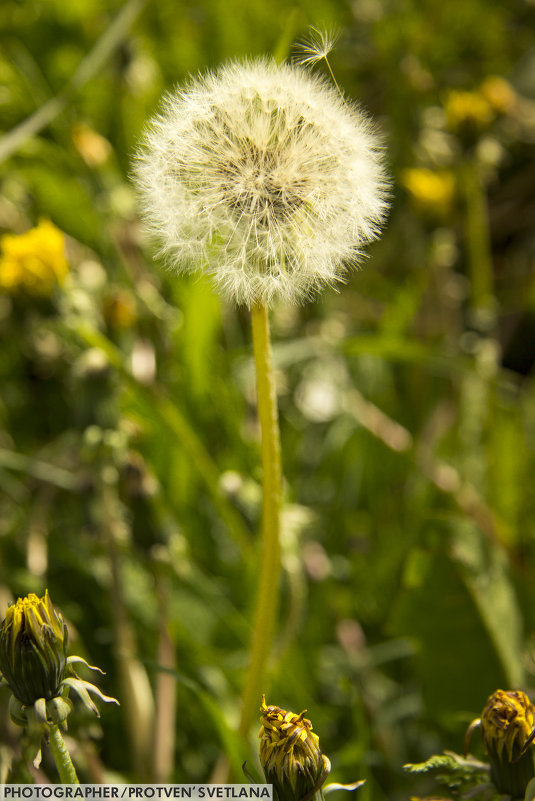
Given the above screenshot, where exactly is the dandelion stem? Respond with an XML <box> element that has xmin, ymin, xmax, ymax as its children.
<box><xmin>48</xmin><ymin>724</ymin><xmax>79</xmax><ymax>784</ymax></box>
<box><xmin>461</xmin><ymin>158</ymin><xmax>495</xmax><ymax>326</ymax></box>
<box><xmin>239</xmin><ymin>301</ymin><xmax>282</xmax><ymax>737</ymax></box>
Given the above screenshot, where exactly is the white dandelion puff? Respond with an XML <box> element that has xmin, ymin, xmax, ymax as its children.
<box><xmin>293</xmin><ymin>26</ymin><xmax>340</xmax><ymax>68</ymax></box>
<box><xmin>133</xmin><ymin>58</ymin><xmax>389</xmax><ymax>308</ymax></box>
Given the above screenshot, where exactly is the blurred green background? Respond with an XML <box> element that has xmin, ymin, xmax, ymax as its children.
<box><xmin>1</xmin><ymin>0</ymin><xmax>535</xmax><ymax>794</ymax></box>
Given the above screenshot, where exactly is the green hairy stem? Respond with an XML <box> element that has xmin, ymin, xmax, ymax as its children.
<box><xmin>239</xmin><ymin>301</ymin><xmax>282</xmax><ymax>737</ymax></box>
<box><xmin>48</xmin><ymin>724</ymin><xmax>79</xmax><ymax>784</ymax></box>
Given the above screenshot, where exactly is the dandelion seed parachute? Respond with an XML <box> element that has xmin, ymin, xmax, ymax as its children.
<box><xmin>293</xmin><ymin>26</ymin><xmax>340</xmax><ymax>67</ymax></box>
<box><xmin>134</xmin><ymin>58</ymin><xmax>389</xmax><ymax>307</ymax></box>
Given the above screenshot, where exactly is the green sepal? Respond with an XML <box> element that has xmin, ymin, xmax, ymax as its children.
<box><xmin>299</xmin><ymin>756</ymin><xmax>332</xmax><ymax>801</ymax></box>
<box><xmin>8</xmin><ymin>695</ymin><xmax>28</xmax><ymax>727</ymax></box>
<box><xmin>46</xmin><ymin>695</ymin><xmax>73</xmax><ymax>725</ymax></box>
<box><xmin>242</xmin><ymin>761</ymin><xmax>262</xmax><ymax>784</ymax></box>
<box><xmin>524</xmin><ymin>777</ymin><xmax>535</xmax><ymax>801</ymax></box>
<box><xmin>33</xmin><ymin>697</ymin><xmax>49</xmax><ymax>727</ymax></box>
<box><xmin>62</xmin><ymin>677</ymin><xmax>119</xmax><ymax>716</ymax></box>
<box><xmin>66</xmin><ymin>655</ymin><xmax>105</xmax><ymax>675</ymax></box>
<box><xmin>323</xmin><ymin>780</ymin><xmax>366</xmax><ymax>795</ymax></box>
<box><xmin>489</xmin><ymin>748</ymin><xmax>535</xmax><ymax>798</ymax></box>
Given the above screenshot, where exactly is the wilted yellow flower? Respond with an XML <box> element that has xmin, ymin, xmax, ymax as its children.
<box><xmin>479</xmin><ymin>689</ymin><xmax>535</xmax><ymax>797</ymax></box>
<box><xmin>0</xmin><ymin>220</ymin><xmax>69</xmax><ymax>296</ymax></box>
<box><xmin>480</xmin><ymin>76</ymin><xmax>517</xmax><ymax>115</ymax></box>
<box><xmin>401</xmin><ymin>167</ymin><xmax>455</xmax><ymax>216</ymax></box>
<box><xmin>259</xmin><ymin>695</ymin><xmax>330</xmax><ymax>801</ymax></box>
<box><xmin>444</xmin><ymin>90</ymin><xmax>494</xmax><ymax>135</ymax></box>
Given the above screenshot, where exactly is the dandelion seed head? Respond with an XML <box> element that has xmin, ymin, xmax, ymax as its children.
<box><xmin>134</xmin><ymin>58</ymin><xmax>389</xmax><ymax>307</ymax></box>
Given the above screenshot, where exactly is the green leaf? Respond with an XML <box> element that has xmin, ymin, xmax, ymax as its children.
<box><xmin>405</xmin><ymin>754</ymin><xmax>461</xmax><ymax>775</ymax></box>
<box><xmin>71</xmin><ymin>321</ymin><xmax>253</xmax><ymax>554</ymax></box>
<box><xmin>165</xmin><ymin>670</ymin><xmax>247</xmax><ymax>781</ymax></box>
<box><xmin>404</xmin><ymin>751</ymin><xmax>491</xmax><ymax>793</ymax></box>
<box><xmin>387</xmin><ymin>519</ymin><xmax>522</xmax><ymax>716</ymax></box>
<box><xmin>451</xmin><ymin>521</ymin><xmax>525</xmax><ymax>688</ymax></box>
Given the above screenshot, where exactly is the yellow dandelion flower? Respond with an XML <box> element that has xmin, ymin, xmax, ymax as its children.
<box><xmin>444</xmin><ymin>89</ymin><xmax>494</xmax><ymax>135</ymax></box>
<box><xmin>72</xmin><ymin>123</ymin><xmax>112</xmax><ymax>168</ymax></box>
<box><xmin>0</xmin><ymin>220</ymin><xmax>69</xmax><ymax>297</ymax></box>
<box><xmin>480</xmin><ymin>76</ymin><xmax>517</xmax><ymax>115</ymax></box>
<box><xmin>401</xmin><ymin>167</ymin><xmax>455</xmax><ymax>216</ymax></box>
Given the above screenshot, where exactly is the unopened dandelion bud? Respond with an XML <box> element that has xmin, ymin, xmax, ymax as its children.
<box><xmin>0</xmin><ymin>591</ymin><xmax>68</xmax><ymax>707</ymax></box>
<box><xmin>134</xmin><ymin>59</ymin><xmax>389</xmax><ymax>308</ymax></box>
<box><xmin>259</xmin><ymin>695</ymin><xmax>330</xmax><ymax>801</ymax></box>
<box><xmin>0</xmin><ymin>591</ymin><xmax>117</xmax><ymax>727</ymax></box>
<box><xmin>0</xmin><ymin>592</ymin><xmax>118</xmax><ymax>785</ymax></box>
<box><xmin>480</xmin><ymin>689</ymin><xmax>535</xmax><ymax>797</ymax></box>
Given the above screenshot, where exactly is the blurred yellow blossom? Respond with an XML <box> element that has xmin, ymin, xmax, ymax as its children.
<box><xmin>72</xmin><ymin>123</ymin><xmax>112</xmax><ymax>167</ymax></box>
<box><xmin>104</xmin><ymin>288</ymin><xmax>138</xmax><ymax>329</ymax></box>
<box><xmin>0</xmin><ymin>220</ymin><xmax>69</xmax><ymax>296</ymax></box>
<box><xmin>480</xmin><ymin>76</ymin><xmax>517</xmax><ymax>115</ymax></box>
<box><xmin>444</xmin><ymin>90</ymin><xmax>494</xmax><ymax>135</ymax></box>
<box><xmin>401</xmin><ymin>167</ymin><xmax>455</xmax><ymax>216</ymax></box>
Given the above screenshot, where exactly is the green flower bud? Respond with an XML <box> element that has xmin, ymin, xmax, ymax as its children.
<box><xmin>259</xmin><ymin>695</ymin><xmax>330</xmax><ymax>801</ymax></box>
<box><xmin>480</xmin><ymin>689</ymin><xmax>535</xmax><ymax>798</ymax></box>
<box><xmin>0</xmin><ymin>591</ymin><xmax>68</xmax><ymax>707</ymax></box>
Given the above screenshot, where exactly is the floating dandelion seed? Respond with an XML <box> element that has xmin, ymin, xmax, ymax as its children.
<box><xmin>134</xmin><ymin>58</ymin><xmax>389</xmax><ymax>308</ymax></box>
<box><xmin>293</xmin><ymin>26</ymin><xmax>340</xmax><ymax>68</ymax></box>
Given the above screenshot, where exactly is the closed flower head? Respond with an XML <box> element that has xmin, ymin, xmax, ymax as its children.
<box><xmin>479</xmin><ymin>689</ymin><xmax>535</xmax><ymax>798</ymax></box>
<box><xmin>259</xmin><ymin>695</ymin><xmax>330</xmax><ymax>801</ymax></box>
<box><xmin>481</xmin><ymin>689</ymin><xmax>534</xmax><ymax>763</ymax></box>
<box><xmin>134</xmin><ymin>59</ymin><xmax>389</xmax><ymax>307</ymax></box>
<box><xmin>0</xmin><ymin>590</ymin><xmax>118</xmax><ymax>729</ymax></box>
<box><xmin>0</xmin><ymin>591</ymin><xmax>67</xmax><ymax>707</ymax></box>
